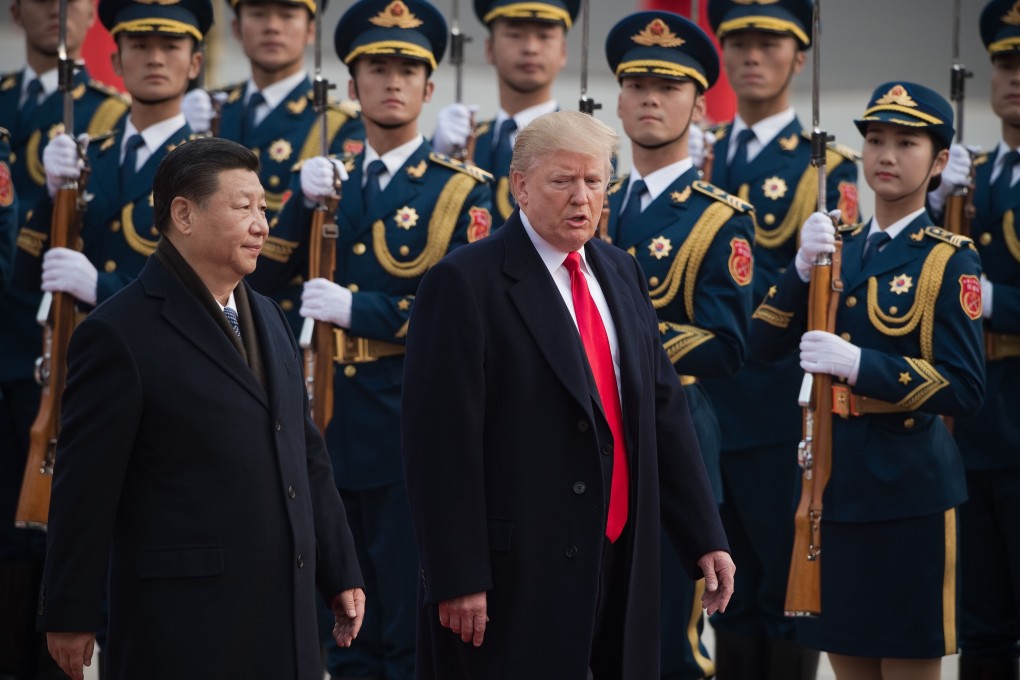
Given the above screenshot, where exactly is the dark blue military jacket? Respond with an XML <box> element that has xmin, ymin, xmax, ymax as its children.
<box><xmin>703</xmin><ymin>117</ymin><xmax>859</xmax><ymax>450</ymax></box>
<box><xmin>470</xmin><ymin>119</ymin><xmax>515</xmax><ymax>223</ymax></box>
<box><xmin>954</xmin><ymin>148</ymin><xmax>1020</xmax><ymax>470</ymax></box>
<box><xmin>749</xmin><ymin>213</ymin><xmax>985</xmax><ymax>522</ymax></box>
<box><xmin>0</xmin><ymin>131</ymin><xmax>18</xmax><ymax>292</ymax></box>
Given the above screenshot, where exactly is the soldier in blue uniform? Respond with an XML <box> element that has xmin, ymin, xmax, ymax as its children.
<box><xmin>270</xmin><ymin>1</ymin><xmax>493</xmax><ymax>677</ymax></box>
<box><xmin>0</xmin><ymin>2</ymin><xmax>127</xmax><ymax>677</ymax></box>
<box><xmin>603</xmin><ymin>12</ymin><xmax>754</xmax><ymax>679</ymax></box>
<box><xmin>751</xmin><ymin>81</ymin><xmax>984</xmax><ymax>680</ymax></box>
<box><xmin>950</xmin><ymin>4</ymin><xmax>1020</xmax><ymax>678</ymax></box>
<box><xmin>699</xmin><ymin>1</ymin><xmax>858</xmax><ymax>676</ymax></box>
<box><xmin>183</xmin><ymin>0</ymin><xmax>366</xmax><ymax>335</ymax></box>
<box><xmin>0</xmin><ymin>130</ymin><xmax>17</xmax><ymax>293</ymax></box>
<box><xmin>431</xmin><ymin>0</ymin><xmax>579</xmax><ymax>224</ymax></box>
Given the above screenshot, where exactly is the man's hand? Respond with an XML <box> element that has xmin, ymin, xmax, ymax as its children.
<box><xmin>928</xmin><ymin>143</ymin><xmax>974</xmax><ymax>214</ymax></box>
<box><xmin>300</xmin><ymin>277</ymin><xmax>353</xmax><ymax>328</ymax></box>
<box><xmin>331</xmin><ymin>588</ymin><xmax>366</xmax><ymax>648</ymax></box>
<box><xmin>687</xmin><ymin>123</ymin><xmax>714</xmax><ymax>170</ymax></box>
<box><xmin>300</xmin><ymin>156</ymin><xmax>349</xmax><ymax>203</ymax></box>
<box><xmin>698</xmin><ymin>551</ymin><xmax>735</xmax><ymax>616</ymax></box>
<box><xmin>981</xmin><ymin>275</ymin><xmax>993</xmax><ymax>320</ymax></box>
<box><xmin>182</xmin><ymin>89</ymin><xmax>216</xmax><ymax>135</ymax></box>
<box><xmin>46</xmin><ymin>632</ymin><xmax>94</xmax><ymax>680</ymax></box>
<box><xmin>438</xmin><ymin>591</ymin><xmax>487</xmax><ymax>647</ymax></box>
<box><xmin>795</xmin><ymin>211</ymin><xmax>839</xmax><ymax>282</ymax></box>
<box><xmin>800</xmin><ymin>330</ymin><xmax>862</xmax><ymax>384</ymax></box>
<box><xmin>43</xmin><ymin>133</ymin><xmax>86</xmax><ymax>198</ymax></box>
<box><xmin>431</xmin><ymin>103</ymin><xmax>478</xmax><ymax>156</ymax></box>
<box><xmin>42</xmin><ymin>247</ymin><xmax>98</xmax><ymax>305</ymax></box>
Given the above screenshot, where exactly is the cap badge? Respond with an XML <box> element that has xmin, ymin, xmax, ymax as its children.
<box><xmin>632</xmin><ymin>19</ymin><xmax>685</xmax><ymax>47</ymax></box>
<box><xmin>371</xmin><ymin>1</ymin><xmax>423</xmax><ymax>29</ymax></box>
<box><xmin>875</xmin><ymin>85</ymin><xmax>918</xmax><ymax>108</ymax></box>
<box><xmin>1004</xmin><ymin>1</ymin><xmax>1020</xmax><ymax>25</ymax></box>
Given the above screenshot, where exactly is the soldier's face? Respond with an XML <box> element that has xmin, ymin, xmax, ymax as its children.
<box><xmin>511</xmin><ymin>151</ymin><xmax>607</xmax><ymax>253</ymax></box>
<box><xmin>991</xmin><ymin>53</ymin><xmax>1020</xmax><ymax>128</ymax></box>
<box><xmin>721</xmin><ymin>31</ymin><xmax>804</xmax><ymax>103</ymax></box>
<box><xmin>349</xmin><ymin>57</ymin><xmax>433</xmax><ymax>129</ymax></box>
<box><xmin>12</xmin><ymin>0</ymin><xmax>94</xmax><ymax>57</ymax></box>
<box><xmin>173</xmin><ymin>168</ymin><xmax>269</xmax><ymax>282</ymax></box>
<box><xmin>862</xmin><ymin>123</ymin><xmax>948</xmax><ymax>204</ymax></box>
<box><xmin>486</xmin><ymin>19</ymin><xmax>567</xmax><ymax>95</ymax></box>
<box><xmin>232</xmin><ymin>2</ymin><xmax>314</xmax><ymax>76</ymax></box>
<box><xmin>617</xmin><ymin>76</ymin><xmax>704</xmax><ymax>151</ymax></box>
<box><xmin>113</xmin><ymin>34</ymin><xmax>202</xmax><ymax>105</ymax></box>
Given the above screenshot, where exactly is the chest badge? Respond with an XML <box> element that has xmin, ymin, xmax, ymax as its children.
<box><xmin>648</xmin><ymin>236</ymin><xmax>673</xmax><ymax>260</ymax></box>
<box><xmin>394</xmin><ymin>206</ymin><xmax>419</xmax><ymax>230</ymax></box>
<box><xmin>268</xmin><ymin>139</ymin><xmax>293</xmax><ymax>163</ymax></box>
<box><xmin>762</xmin><ymin>177</ymin><xmax>787</xmax><ymax>200</ymax></box>
<box><xmin>889</xmin><ymin>273</ymin><xmax>913</xmax><ymax>295</ymax></box>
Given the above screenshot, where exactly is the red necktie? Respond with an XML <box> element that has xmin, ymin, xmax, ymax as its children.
<box><xmin>564</xmin><ymin>251</ymin><xmax>629</xmax><ymax>542</ymax></box>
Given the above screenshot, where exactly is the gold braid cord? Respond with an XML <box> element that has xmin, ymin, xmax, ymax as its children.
<box><xmin>660</xmin><ymin>322</ymin><xmax>714</xmax><ymax>363</ymax></box>
<box><xmin>648</xmin><ymin>202</ymin><xmax>735</xmax><ymax>319</ymax></box>
<box><xmin>752</xmin><ymin>303</ymin><xmax>794</xmax><ymax>328</ymax></box>
<box><xmin>121</xmin><ymin>202</ymin><xmax>159</xmax><ymax>257</ymax></box>
<box><xmin>298</xmin><ymin>108</ymin><xmax>352</xmax><ymax>163</ymax></box>
<box><xmin>261</xmin><ymin>235</ymin><xmax>300</xmax><ymax>263</ymax></box>
<box><xmin>372</xmin><ymin>173</ymin><xmax>475</xmax><ymax>278</ymax></box>
<box><xmin>495</xmin><ymin>177</ymin><xmax>515</xmax><ymax>221</ymax></box>
<box><xmin>1003</xmin><ymin>211</ymin><xmax>1020</xmax><ymax>263</ymax></box>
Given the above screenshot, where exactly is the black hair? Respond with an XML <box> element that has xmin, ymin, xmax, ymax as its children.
<box><xmin>927</xmin><ymin>132</ymin><xmax>950</xmax><ymax>194</ymax></box>
<box><xmin>152</xmin><ymin>137</ymin><xmax>260</xmax><ymax>234</ymax></box>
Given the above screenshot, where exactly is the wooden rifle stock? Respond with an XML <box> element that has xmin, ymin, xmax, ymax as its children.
<box><xmin>302</xmin><ymin>192</ymin><xmax>340</xmax><ymax>434</ymax></box>
<box><xmin>785</xmin><ymin>239</ymin><xmax>842</xmax><ymax>616</ymax></box>
<box><xmin>15</xmin><ymin>177</ymin><xmax>87</xmax><ymax>530</ymax></box>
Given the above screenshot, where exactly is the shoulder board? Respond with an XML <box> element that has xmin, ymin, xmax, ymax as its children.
<box><xmin>474</xmin><ymin>120</ymin><xmax>493</xmax><ymax>137</ymax></box>
<box><xmin>329</xmin><ymin>99</ymin><xmax>361</xmax><ymax>118</ymax></box>
<box><xmin>0</xmin><ymin>73</ymin><xmax>17</xmax><ymax>92</ymax></box>
<box><xmin>428</xmin><ymin>152</ymin><xmax>493</xmax><ymax>183</ymax></box>
<box><xmin>86</xmin><ymin>96</ymin><xmax>130</xmax><ymax>138</ymax></box>
<box><xmin>924</xmin><ymin>226</ymin><xmax>973</xmax><ymax>248</ymax></box>
<box><xmin>837</xmin><ymin>223</ymin><xmax>864</xmax><ymax>236</ymax></box>
<box><xmin>87</xmin><ymin>79</ymin><xmax>125</xmax><ymax>100</ymax></box>
<box><xmin>974</xmin><ymin>152</ymin><xmax>990</xmax><ymax>167</ymax></box>
<box><xmin>89</xmin><ymin>130</ymin><xmax>118</xmax><ymax>145</ymax></box>
<box><xmin>0</xmin><ymin>127</ymin><xmax>9</xmax><ymax>141</ymax></box>
<box><xmin>828</xmin><ymin>142</ymin><xmax>859</xmax><ymax>162</ymax></box>
<box><xmin>708</xmin><ymin>121</ymin><xmax>731</xmax><ymax>137</ymax></box>
<box><xmin>692</xmin><ymin>180</ymin><xmax>753</xmax><ymax>213</ymax></box>
<box><xmin>606</xmin><ymin>176</ymin><xmax>627</xmax><ymax>196</ymax></box>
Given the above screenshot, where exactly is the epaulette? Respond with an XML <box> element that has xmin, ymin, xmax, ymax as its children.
<box><xmin>924</xmin><ymin>226</ymin><xmax>973</xmax><ymax>248</ymax></box>
<box><xmin>475</xmin><ymin>120</ymin><xmax>493</xmax><ymax>137</ymax></box>
<box><xmin>797</xmin><ymin>131</ymin><xmax>860</xmax><ymax>162</ymax></box>
<box><xmin>606</xmin><ymin>176</ymin><xmax>627</xmax><ymax>196</ymax></box>
<box><xmin>692</xmin><ymin>180</ymin><xmax>753</xmax><ymax>213</ymax></box>
<box><xmin>708</xmin><ymin>121</ymin><xmax>731</xmax><ymax>138</ymax></box>
<box><xmin>329</xmin><ymin>99</ymin><xmax>361</xmax><ymax>118</ymax></box>
<box><xmin>838</xmin><ymin>223</ymin><xmax>864</xmax><ymax>236</ymax></box>
<box><xmin>974</xmin><ymin>152</ymin><xmax>990</xmax><ymax>167</ymax></box>
<box><xmin>429</xmin><ymin>152</ymin><xmax>493</xmax><ymax>183</ymax></box>
<box><xmin>220</xmin><ymin>83</ymin><xmax>245</xmax><ymax>104</ymax></box>
<box><xmin>0</xmin><ymin>127</ymin><xmax>9</xmax><ymax>141</ymax></box>
<box><xmin>87</xmin><ymin>79</ymin><xmax>126</xmax><ymax>100</ymax></box>
<box><xmin>86</xmin><ymin>95</ymin><xmax>130</xmax><ymax>138</ymax></box>
<box><xmin>0</xmin><ymin>73</ymin><xmax>17</xmax><ymax>92</ymax></box>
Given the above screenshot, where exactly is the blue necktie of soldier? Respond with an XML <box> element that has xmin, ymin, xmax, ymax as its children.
<box><xmin>362</xmin><ymin>159</ymin><xmax>387</xmax><ymax>208</ymax></box>
<box><xmin>120</xmin><ymin>134</ymin><xmax>145</xmax><ymax>190</ymax></box>
<box><xmin>991</xmin><ymin>149</ymin><xmax>1020</xmax><ymax>217</ymax></box>
<box><xmin>493</xmin><ymin>118</ymin><xmax>517</xmax><ymax>175</ymax></box>
<box><xmin>563</xmin><ymin>251</ymin><xmax>629</xmax><ymax>543</ymax></box>
<box><xmin>19</xmin><ymin>78</ymin><xmax>43</xmax><ymax>128</ymax></box>
<box><xmin>861</xmin><ymin>231</ymin><xmax>891</xmax><ymax>268</ymax></box>
<box><xmin>617</xmin><ymin>179</ymin><xmax>647</xmax><ymax>240</ymax></box>
<box><xmin>728</xmin><ymin>128</ymin><xmax>757</xmax><ymax>182</ymax></box>
<box><xmin>244</xmin><ymin>91</ymin><xmax>265</xmax><ymax>137</ymax></box>
<box><xmin>223</xmin><ymin>306</ymin><xmax>241</xmax><ymax>338</ymax></box>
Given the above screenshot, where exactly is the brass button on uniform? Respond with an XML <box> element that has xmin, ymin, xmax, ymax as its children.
<box><xmin>980</xmin><ymin>232</ymin><xmax>992</xmax><ymax>246</ymax></box>
<box><xmin>399</xmin><ymin>245</ymin><xmax>410</xmax><ymax>256</ymax></box>
<box><xmin>648</xmin><ymin>276</ymin><xmax>659</xmax><ymax>287</ymax></box>
<box><xmin>348</xmin><ymin>283</ymin><xmax>360</xmax><ymax>293</ymax></box>
<box><xmin>280</xmin><ymin>300</ymin><xmax>294</xmax><ymax>312</ymax></box>
<box><xmin>110</xmin><ymin>220</ymin><xmax>121</xmax><ymax>233</ymax></box>
<box><xmin>269</xmin><ymin>175</ymin><xmax>280</xmax><ymax>187</ymax></box>
<box><xmin>840</xmin><ymin>332</ymin><xmax>852</xmax><ymax>342</ymax></box>
<box><xmin>353</xmin><ymin>243</ymin><xmax>367</xmax><ymax>255</ymax></box>
<box><xmin>846</xmin><ymin>296</ymin><xmax>857</xmax><ymax>308</ymax></box>
<box><xmin>344</xmin><ymin>365</ymin><xmax>357</xmax><ymax>378</ymax></box>
<box><xmin>889</xmin><ymin>306</ymin><xmax>898</xmax><ymax>315</ymax></box>
<box><xmin>903</xmin><ymin>418</ymin><xmax>915</xmax><ymax>429</ymax></box>
<box><xmin>572</xmin><ymin>482</ymin><xmax>586</xmax><ymax>495</ymax></box>
<box><xmin>104</xmin><ymin>260</ymin><xmax>116</xmax><ymax>273</ymax></box>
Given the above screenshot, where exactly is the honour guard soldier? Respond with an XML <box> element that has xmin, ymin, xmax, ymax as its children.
<box><xmin>751</xmin><ymin>81</ymin><xmax>984</xmax><ymax>680</ymax></box>
<box><xmin>952</xmin><ymin>3</ymin><xmax>1020</xmax><ymax>678</ymax></box>
<box><xmin>431</xmin><ymin>0</ymin><xmax>579</xmax><ymax>223</ymax></box>
<box><xmin>270</xmin><ymin>1</ymin><xmax>493</xmax><ymax>677</ymax></box>
<box><xmin>603</xmin><ymin>12</ymin><xmax>754</xmax><ymax>679</ymax></box>
<box><xmin>699</xmin><ymin>1</ymin><xmax>858</xmax><ymax>676</ymax></box>
<box><xmin>184</xmin><ymin>0</ymin><xmax>366</xmax><ymax>334</ymax></box>
<box><xmin>0</xmin><ymin>131</ymin><xmax>16</xmax><ymax>290</ymax></box>
<box><xmin>0</xmin><ymin>1</ymin><xmax>126</xmax><ymax>677</ymax></box>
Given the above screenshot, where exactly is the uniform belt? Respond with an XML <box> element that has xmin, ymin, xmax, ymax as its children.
<box><xmin>985</xmin><ymin>332</ymin><xmax>1020</xmax><ymax>361</ymax></box>
<box><xmin>333</xmin><ymin>329</ymin><xmax>405</xmax><ymax>364</ymax></box>
<box><xmin>679</xmin><ymin>375</ymin><xmax>698</xmax><ymax>386</ymax></box>
<box><xmin>831</xmin><ymin>384</ymin><xmax>911</xmax><ymax>418</ymax></box>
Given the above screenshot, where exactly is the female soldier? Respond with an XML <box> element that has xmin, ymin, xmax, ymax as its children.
<box><xmin>748</xmin><ymin>81</ymin><xmax>985</xmax><ymax>679</ymax></box>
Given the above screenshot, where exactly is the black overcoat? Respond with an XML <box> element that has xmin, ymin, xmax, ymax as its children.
<box><xmin>402</xmin><ymin>212</ymin><xmax>729</xmax><ymax>679</ymax></box>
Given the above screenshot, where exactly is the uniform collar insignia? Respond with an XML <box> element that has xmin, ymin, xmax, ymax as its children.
<box><xmin>371</xmin><ymin>1</ymin><xmax>423</xmax><ymax>29</ymax></box>
<box><xmin>286</xmin><ymin>97</ymin><xmax>307</xmax><ymax>115</ymax></box>
<box><xmin>671</xmin><ymin>186</ymin><xmax>691</xmax><ymax>203</ymax></box>
<box><xmin>406</xmin><ymin>159</ymin><xmax>427</xmax><ymax>178</ymax></box>
<box><xmin>909</xmin><ymin>228</ymin><xmax>925</xmax><ymax>241</ymax></box>
<box><xmin>632</xmin><ymin>19</ymin><xmax>685</xmax><ymax>47</ymax></box>
<box><xmin>778</xmin><ymin>133</ymin><xmax>799</xmax><ymax>151</ymax></box>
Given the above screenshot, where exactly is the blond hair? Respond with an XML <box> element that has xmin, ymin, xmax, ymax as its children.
<box><xmin>510</xmin><ymin>111</ymin><xmax>618</xmax><ymax>189</ymax></box>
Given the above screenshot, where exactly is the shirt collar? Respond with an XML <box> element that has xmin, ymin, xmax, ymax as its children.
<box><xmin>245</xmin><ymin>71</ymin><xmax>308</xmax><ymax>111</ymax></box>
<box><xmin>866</xmin><ymin>207</ymin><xmax>926</xmax><ymax>242</ymax></box>
<box><xmin>216</xmin><ymin>291</ymin><xmax>238</xmax><ymax>312</ymax></box>
<box><xmin>520</xmin><ymin>209</ymin><xmax>592</xmax><ymax>276</ymax></box>
<box><xmin>633</xmin><ymin>159</ymin><xmax>694</xmax><ymax>203</ymax></box>
<box><xmin>363</xmin><ymin>135</ymin><xmax>425</xmax><ymax>177</ymax></box>
<box><xmin>732</xmin><ymin>107</ymin><xmax>797</xmax><ymax>149</ymax></box>
<box><xmin>22</xmin><ymin>65</ymin><xmax>59</xmax><ymax>101</ymax></box>
<box><xmin>123</xmin><ymin>113</ymin><xmax>187</xmax><ymax>160</ymax></box>
<box><xmin>994</xmin><ymin>139</ymin><xmax>1020</xmax><ymax>173</ymax></box>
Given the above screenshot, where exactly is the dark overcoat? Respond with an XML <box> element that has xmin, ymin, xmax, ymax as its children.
<box><xmin>402</xmin><ymin>212</ymin><xmax>729</xmax><ymax>679</ymax></box>
<box><xmin>37</xmin><ymin>254</ymin><xmax>363</xmax><ymax>679</ymax></box>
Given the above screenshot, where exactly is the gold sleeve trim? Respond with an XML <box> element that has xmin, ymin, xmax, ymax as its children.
<box><xmin>661</xmin><ymin>323</ymin><xmax>715</xmax><ymax>363</ymax></box>
<box><xmin>896</xmin><ymin>357</ymin><xmax>949</xmax><ymax>410</ymax></box>
<box><xmin>752</xmin><ymin>303</ymin><xmax>793</xmax><ymax>329</ymax></box>
<box><xmin>16</xmin><ymin>228</ymin><xmax>47</xmax><ymax>257</ymax></box>
<box><xmin>298</xmin><ymin>107</ymin><xmax>351</xmax><ymax>162</ymax></box>
<box><xmin>261</xmin><ymin>235</ymin><xmax>300</xmax><ymax>263</ymax></box>
<box><xmin>372</xmin><ymin>173</ymin><xmax>475</xmax><ymax>278</ymax></box>
<box><xmin>121</xmin><ymin>202</ymin><xmax>159</xmax><ymax>257</ymax></box>
<box><xmin>1003</xmin><ymin>210</ymin><xmax>1020</xmax><ymax>263</ymax></box>
<box><xmin>86</xmin><ymin>97</ymin><xmax>130</xmax><ymax>138</ymax></box>
<box><xmin>866</xmin><ymin>243</ymin><xmax>955</xmax><ymax>362</ymax></box>
<box><xmin>647</xmin><ymin>201</ymin><xmax>735</xmax><ymax>318</ymax></box>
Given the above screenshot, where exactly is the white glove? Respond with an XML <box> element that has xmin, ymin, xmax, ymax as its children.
<box><xmin>41</xmin><ymin>247</ymin><xmax>98</xmax><ymax>305</ymax></box>
<box><xmin>43</xmin><ymin>133</ymin><xmax>87</xmax><ymax>198</ymax></box>
<box><xmin>300</xmin><ymin>277</ymin><xmax>352</xmax><ymax>328</ymax></box>
<box><xmin>800</xmin><ymin>330</ymin><xmax>862</xmax><ymax>384</ymax></box>
<box><xmin>981</xmin><ymin>275</ymin><xmax>993</xmax><ymax>320</ymax></box>
<box><xmin>431</xmin><ymin>103</ymin><xmax>478</xmax><ymax>156</ymax></box>
<box><xmin>928</xmin><ymin>143</ymin><xmax>974</xmax><ymax>214</ymax></box>
<box><xmin>300</xmin><ymin>156</ymin><xmax>349</xmax><ymax>204</ymax></box>
<box><xmin>687</xmin><ymin>123</ymin><xmax>714</xmax><ymax>170</ymax></box>
<box><xmin>795</xmin><ymin>211</ymin><xmax>839</xmax><ymax>282</ymax></box>
<box><xmin>182</xmin><ymin>89</ymin><xmax>216</xmax><ymax>134</ymax></box>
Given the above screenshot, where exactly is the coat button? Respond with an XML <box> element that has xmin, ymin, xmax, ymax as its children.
<box><xmin>276</xmin><ymin>421</ymin><xmax>282</xmax><ymax>431</ymax></box>
<box><xmin>565</xmin><ymin>545</ymin><xmax>578</xmax><ymax>558</ymax></box>
<box><xmin>344</xmin><ymin>365</ymin><xmax>357</xmax><ymax>378</ymax></box>
<box><xmin>577</xmin><ymin>420</ymin><xmax>589</xmax><ymax>432</ymax></box>
<box><xmin>980</xmin><ymin>232</ymin><xmax>992</xmax><ymax>246</ymax></box>
<box><xmin>573</xmin><ymin>482</ymin><xmax>586</xmax><ymax>495</ymax></box>
<box><xmin>601</xmin><ymin>444</ymin><xmax>612</xmax><ymax>456</ymax></box>
<box><xmin>288</xmin><ymin>485</ymin><xmax>296</xmax><ymax>499</ymax></box>
<box><xmin>297</xmin><ymin>554</ymin><xmax>305</xmax><ymax>568</ymax></box>
<box><xmin>903</xmin><ymin>418</ymin><xmax>915</xmax><ymax>429</ymax></box>
<box><xmin>846</xmin><ymin>296</ymin><xmax>857</xmax><ymax>308</ymax></box>
<box><xmin>840</xmin><ymin>332</ymin><xmax>852</xmax><ymax>342</ymax></box>
<box><xmin>348</xmin><ymin>283</ymin><xmax>360</xmax><ymax>292</ymax></box>
<box><xmin>353</xmin><ymin>243</ymin><xmax>366</xmax><ymax>255</ymax></box>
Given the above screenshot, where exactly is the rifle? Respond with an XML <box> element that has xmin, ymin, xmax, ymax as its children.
<box><xmin>944</xmin><ymin>0</ymin><xmax>975</xmax><ymax>237</ymax></box>
<box><xmin>576</xmin><ymin>0</ymin><xmax>610</xmax><ymax>239</ymax></box>
<box><xmin>298</xmin><ymin>3</ymin><xmax>341</xmax><ymax>434</ymax></box>
<box><xmin>785</xmin><ymin>0</ymin><xmax>843</xmax><ymax>617</ymax></box>
<box><xmin>449</xmin><ymin>0</ymin><xmax>476</xmax><ymax>162</ymax></box>
<box><xmin>16</xmin><ymin>0</ymin><xmax>89</xmax><ymax>530</ymax></box>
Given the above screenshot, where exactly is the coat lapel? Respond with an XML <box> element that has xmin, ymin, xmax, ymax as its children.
<box><xmin>247</xmin><ymin>283</ymin><xmax>288</xmax><ymax>415</ymax></box>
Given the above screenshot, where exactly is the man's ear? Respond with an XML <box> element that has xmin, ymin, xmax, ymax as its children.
<box><xmin>169</xmin><ymin>196</ymin><xmax>194</xmax><ymax>237</ymax></box>
<box><xmin>510</xmin><ymin>169</ymin><xmax>527</xmax><ymax>209</ymax></box>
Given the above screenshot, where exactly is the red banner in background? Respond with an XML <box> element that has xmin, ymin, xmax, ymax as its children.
<box><xmin>639</xmin><ymin>0</ymin><xmax>735</xmax><ymax>125</ymax></box>
<box><xmin>83</xmin><ymin>0</ymin><xmax>124</xmax><ymax>92</ymax></box>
